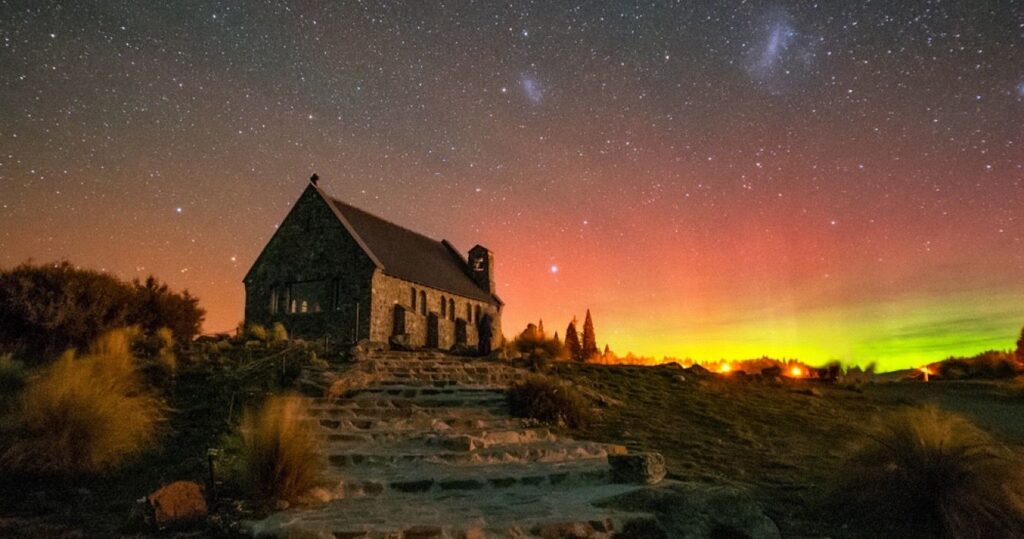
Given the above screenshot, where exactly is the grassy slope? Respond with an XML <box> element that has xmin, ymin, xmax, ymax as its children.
<box><xmin>0</xmin><ymin>343</ymin><xmax>335</xmax><ymax>536</ymax></box>
<box><xmin>549</xmin><ymin>362</ymin><xmax>1024</xmax><ymax>537</ymax></box>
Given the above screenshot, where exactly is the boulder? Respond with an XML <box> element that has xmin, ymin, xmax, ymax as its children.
<box><xmin>608</xmin><ymin>452</ymin><xmax>666</xmax><ymax>485</ymax></box>
<box><xmin>147</xmin><ymin>480</ymin><xmax>207</xmax><ymax>529</ymax></box>
<box><xmin>595</xmin><ymin>481</ymin><xmax>781</xmax><ymax>539</ymax></box>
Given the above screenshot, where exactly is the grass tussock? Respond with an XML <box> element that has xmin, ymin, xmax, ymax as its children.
<box><xmin>834</xmin><ymin>405</ymin><xmax>1024</xmax><ymax>538</ymax></box>
<box><xmin>239</xmin><ymin>394</ymin><xmax>323</xmax><ymax>502</ymax></box>
<box><xmin>507</xmin><ymin>375</ymin><xmax>594</xmax><ymax>428</ymax></box>
<box><xmin>0</xmin><ymin>328</ymin><xmax>165</xmax><ymax>476</ymax></box>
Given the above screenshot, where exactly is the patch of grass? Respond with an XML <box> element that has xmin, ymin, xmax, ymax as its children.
<box><xmin>833</xmin><ymin>405</ymin><xmax>1024</xmax><ymax>537</ymax></box>
<box><xmin>238</xmin><ymin>394</ymin><xmax>323</xmax><ymax>502</ymax></box>
<box><xmin>0</xmin><ymin>328</ymin><xmax>165</xmax><ymax>476</ymax></box>
<box><xmin>507</xmin><ymin>375</ymin><xmax>593</xmax><ymax>428</ymax></box>
<box><xmin>933</xmin><ymin>350</ymin><xmax>1021</xmax><ymax>380</ymax></box>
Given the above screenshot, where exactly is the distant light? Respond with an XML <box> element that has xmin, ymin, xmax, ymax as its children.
<box><xmin>790</xmin><ymin>366</ymin><xmax>803</xmax><ymax>378</ymax></box>
<box><xmin>550</xmin><ymin>265</ymin><xmax>558</xmax><ymax>273</ymax></box>
<box><xmin>719</xmin><ymin>363</ymin><xmax>732</xmax><ymax>374</ymax></box>
<box><xmin>175</xmin><ymin>207</ymin><xmax>182</xmax><ymax>213</ymax></box>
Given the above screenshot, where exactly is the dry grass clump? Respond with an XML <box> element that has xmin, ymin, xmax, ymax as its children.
<box><xmin>271</xmin><ymin>322</ymin><xmax>289</xmax><ymax>344</ymax></box>
<box><xmin>239</xmin><ymin>394</ymin><xmax>323</xmax><ymax>502</ymax></box>
<box><xmin>834</xmin><ymin>405</ymin><xmax>1024</xmax><ymax>537</ymax></box>
<box><xmin>507</xmin><ymin>375</ymin><xmax>594</xmax><ymax>428</ymax></box>
<box><xmin>0</xmin><ymin>328</ymin><xmax>165</xmax><ymax>476</ymax></box>
<box><xmin>247</xmin><ymin>323</ymin><xmax>269</xmax><ymax>342</ymax></box>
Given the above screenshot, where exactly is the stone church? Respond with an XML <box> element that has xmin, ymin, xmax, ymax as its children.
<box><xmin>243</xmin><ymin>175</ymin><xmax>503</xmax><ymax>351</ymax></box>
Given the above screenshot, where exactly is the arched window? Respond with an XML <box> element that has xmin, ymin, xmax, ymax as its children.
<box><xmin>419</xmin><ymin>291</ymin><xmax>426</xmax><ymax>315</ymax></box>
<box><xmin>466</xmin><ymin>302</ymin><xmax>472</xmax><ymax>321</ymax></box>
<box><xmin>448</xmin><ymin>299</ymin><xmax>455</xmax><ymax>320</ymax></box>
<box><xmin>474</xmin><ymin>305</ymin><xmax>481</xmax><ymax>323</ymax></box>
<box><xmin>411</xmin><ymin>287</ymin><xmax>417</xmax><ymax>310</ymax></box>
<box><xmin>440</xmin><ymin>295</ymin><xmax>447</xmax><ymax>317</ymax></box>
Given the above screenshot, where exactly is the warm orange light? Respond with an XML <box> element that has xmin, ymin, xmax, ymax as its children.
<box><xmin>919</xmin><ymin>366</ymin><xmax>932</xmax><ymax>382</ymax></box>
<box><xmin>790</xmin><ymin>366</ymin><xmax>804</xmax><ymax>378</ymax></box>
<box><xmin>718</xmin><ymin>363</ymin><xmax>732</xmax><ymax>374</ymax></box>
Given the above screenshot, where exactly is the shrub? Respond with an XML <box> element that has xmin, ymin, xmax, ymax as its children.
<box><xmin>933</xmin><ymin>350</ymin><xmax>1021</xmax><ymax>380</ymax></box>
<box><xmin>247</xmin><ymin>323</ymin><xmax>269</xmax><ymax>342</ymax></box>
<box><xmin>0</xmin><ymin>262</ymin><xmax>204</xmax><ymax>362</ymax></box>
<box><xmin>0</xmin><ymin>328</ymin><xmax>165</xmax><ymax>476</ymax></box>
<box><xmin>271</xmin><ymin>322</ymin><xmax>289</xmax><ymax>344</ymax></box>
<box><xmin>833</xmin><ymin>405</ymin><xmax>1024</xmax><ymax>537</ymax></box>
<box><xmin>507</xmin><ymin>375</ymin><xmax>594</xmax><ymax>428</ymax></box>
<box><xmin>238</xmin><ymin>394</ymin><xmax>323</xmax><ymax>502</ymax></box>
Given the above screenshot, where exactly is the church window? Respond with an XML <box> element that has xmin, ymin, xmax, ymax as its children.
<box><xmin>466</xmin><ymin>302</ymin><xmax>472</xmax><ymax>320</ymax></box>
<box><xmin>419</xmin><ymin>291</ymin><xmax>426</xmax><ymax>315</ymax></box>
<box><xmin>411</xmin><ymin>287</ymin><xmax>417</xmax><ymax>310</ymax></box>
<box><xmin>441</xmin><ymin>296</ymin><xmax>447</xmax><ymax>317</ymax></box>
<box><xmin>289</xmin><ymin>280</ymin><xmax>329</xmax><ymax>314</ymax></box>
<box><xmin>474</xmin><ymin>305</ymin><xmax>481</xmax><ymax>323</ymax></box>
<box><xmin>448</xmin><ymin>299</ymin><xmax>455</xmax><ymax>321</ymax></box>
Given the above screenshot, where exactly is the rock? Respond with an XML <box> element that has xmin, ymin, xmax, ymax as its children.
<box><xmin>674</xmin><ymin>375</ymin><xmax>686</xmax><ymax>383</ymax></box>
<box><xmin>608</xmin><ymin>452</ymin><xmax>667</xmax><ymax>485</ymax></box>
<box><xmin>389</xmin><ymin>333</ymin><xmax>415</xmax><ymax>351</ymax></box>
<box><xmin>438</xmin><ymin>434</ymin><xmax>482</xmax><ymax>451</ymax></box>
<box><xmin>595</xmin><ymin>481</ymin><xmax>781</xmax><ymax>539</ymax></box>
<box><xmin>147</xmin><ymin>480</ymin><xmax>207</xmax><ymax>529</ymax></box>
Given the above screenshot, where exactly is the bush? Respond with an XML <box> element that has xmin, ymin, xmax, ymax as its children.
<box><xmin>833</xmin><ymin>405</ymin><xmax>1024</xmax><ymax>537</ymax></box>
<box><xmin>507</xmin><ymin>375</ymin><xmax>594</xmax><ymax>428</ymax></box>
<box><xmin>247</xmin><ymin>323</ymin><xmax>269</xmax><ymax>342</ymax></box>
<box><xmin>0</xmin><ymin>328</ymin><xmax>165</xmax><ymax>476</ymax></box>
<box><xmin>238</xmin><ymin>394</ymin><xmax>323</xmax><ymax>502</ymax></box>
<box><xmin>932</xmin><ymin>350</ymin><xmax>1021</xmax><ymax>380</ymax></box>
<box><xmin>0</xmin><ymin>262</ymin><xmax>205</xmax><ymax>362</ymax></box>
<box><xmin>271</xmin><ymin>322</ymin><xmax>289</xmax><ymax>344</ymax></box>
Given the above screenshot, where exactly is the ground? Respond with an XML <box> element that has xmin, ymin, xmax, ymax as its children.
<box><xmin>1</xmin><ymin>347</ymin><xmax>1021</xmax><ymax>537</ymax></box>
<box><xmin>550</xmin><ymin>361</ymin><xmax>1024</xmax><ymax>537</ymax></box>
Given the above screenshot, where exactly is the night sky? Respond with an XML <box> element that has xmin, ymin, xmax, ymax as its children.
<box><xmin>2</xmin><ymin>1</ymin><xmax>1022</xmax><ymax>369</ymax></box>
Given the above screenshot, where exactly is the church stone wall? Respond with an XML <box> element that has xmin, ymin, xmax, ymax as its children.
<box><xmin>244</xmin><ymin>186</ymin><xmax>376</xmax><ymax>343</ymax></box>
<box><xmin>370</xmin><ymin>271</ymin><xmax>502</xmax><ymax>351</ymax></box>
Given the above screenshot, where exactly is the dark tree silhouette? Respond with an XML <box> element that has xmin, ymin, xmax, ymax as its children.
<box><xmin>582</xmin><ymin>309</ymin><xmax>598</xmax><ymax>361</ymax></box>
<box><xmin>1017</xmin><ymin>325</ymin><xmax>1024</xmax><ymax>363</ymax></box>
<box><xmin>565</xmin><ymin>318</ymin><xmax>583</xmax><ymax>362</ymax></box>
<box><xmin>0</xmin><ymin>261</ymin><xmax>205</xmax><ymax>362</ymax></box>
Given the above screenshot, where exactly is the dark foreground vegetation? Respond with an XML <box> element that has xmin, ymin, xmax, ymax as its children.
<box><xmin>0</xmin><ymin>262</ymin><xmax>205</xmax><ymax>362</ymax></box>
<box><xmin>0</xmin><ymin>327</ymin><xmax>336</xmax><ymax>536</ymax></box>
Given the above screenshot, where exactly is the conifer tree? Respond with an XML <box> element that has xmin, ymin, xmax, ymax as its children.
<box><xmin>582</xmin><ymin>309</ymin><xmax>598</xmax><ymax>361</ymax></box>
<box><xmin>538</xmin><ymin>319</ymin><xmax>546</xmax><ymax>339</ymax></box>
<box><xmin>1017</xmin><ymin>324</ymin><xmax>1024</xmax><ymax>363</ymax></box>
<box><xmin>565</xmin><ymin>318</ymin><xmax>583</xmax><ymax>362</ymax></box>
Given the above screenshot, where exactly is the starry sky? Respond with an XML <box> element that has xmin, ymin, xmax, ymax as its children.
<box><xmin>2</xmin><ymin>1</ymin><xmax>1022</xmax><ymax>369</ymax></box>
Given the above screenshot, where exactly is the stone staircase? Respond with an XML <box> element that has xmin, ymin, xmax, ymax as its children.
<box><xmin>247</xmin><ymin>350</ymin><xmax>651</xmax><ymax>538</ymax></box>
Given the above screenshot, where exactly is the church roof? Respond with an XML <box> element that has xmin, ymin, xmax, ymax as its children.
<box><xmin>319</xmin><ymin>188</ymin><xmax>501</xmax><ymax>305</ymax></box>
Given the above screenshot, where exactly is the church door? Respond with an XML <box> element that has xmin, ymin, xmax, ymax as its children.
<box><xmin>426</xmin><ymin>313</ymin><xmax>439</xmax><ymax>349</ymax></box>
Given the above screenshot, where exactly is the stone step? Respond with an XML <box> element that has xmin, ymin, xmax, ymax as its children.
<box><xmin>326</xmin><ymin>440</ymin><xmax>624</xmax><ymax>468</ymax></box>
<box><xmin>331</xmin><ymin>386</ymin><xmax>505</xmax><ymax>399</ymax></box>
<box><xmin>302</xmin><ymin>416</ymin><xmax>524</xmax><ymax>433</ymax></box>
<box><xmin>326</xmin><ymin>459</ymin><xmax>612</xmax><ymax>499</ymax></box>
<box><xmin>318</xmin><ymin>426</ymin><xmax>555</xmax><ymax>446</ymax></box>
<box><xmin>309</xmin><ymin>393</ymin><xmax>507</xmax><ymax>409</ymax></box>
<box><xmin>305</xmin><ymin>405</ymin><xmax>508</xmax><ymax>421</ymax></box>
<box><xmin>245</xmin><ymin>482</ymin><xmax>645</xmax><ymax>538</ymax></box>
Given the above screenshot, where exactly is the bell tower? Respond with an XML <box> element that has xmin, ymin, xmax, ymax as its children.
<box><xmin>467</xmin><ymin>245</ymin><xmax>495</xmax><ymax>295</ymax></box>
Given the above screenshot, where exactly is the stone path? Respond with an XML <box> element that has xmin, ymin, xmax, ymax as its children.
<box><xmin>247</xmin><ymin>351</ymin><xmax>651</xmax><ymax>538</ymax></box>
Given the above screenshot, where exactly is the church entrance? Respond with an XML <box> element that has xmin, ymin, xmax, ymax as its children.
<box><xmin>426</xmin><ymin>313</ymin><xmax>439</xmax><ymax>348</ymax></box>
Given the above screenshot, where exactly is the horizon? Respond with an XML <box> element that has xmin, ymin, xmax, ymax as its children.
<box><xmin>2</xmin><ymin>2</ymin><xmax>1022</xmax><ymax>371</ymax></box>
